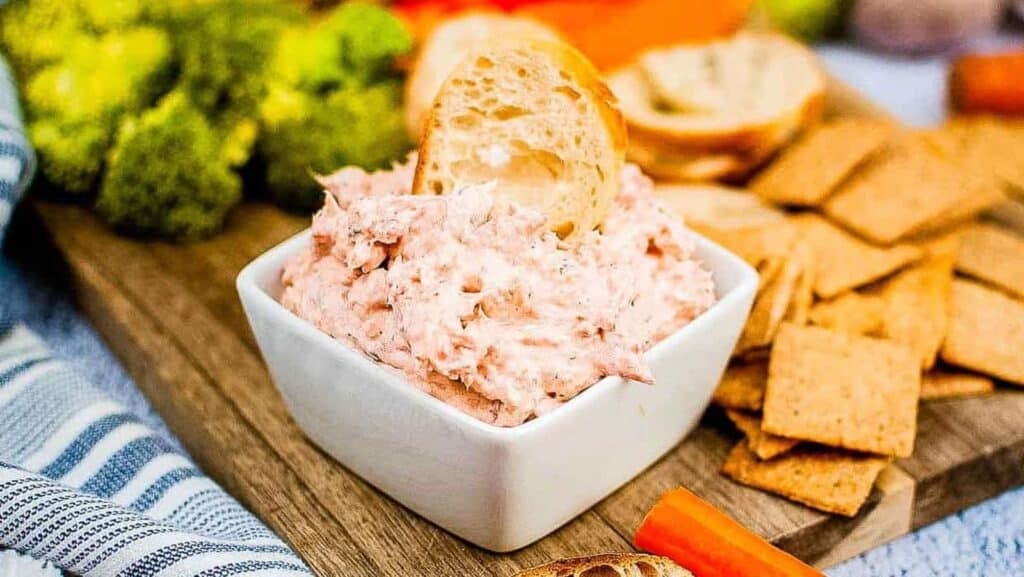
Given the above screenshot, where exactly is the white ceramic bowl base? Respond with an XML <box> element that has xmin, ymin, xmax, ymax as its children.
<box><xmin>237</xmin><ymin>230</ymin><xmax>757</xmax><ymax>552</ymax></box>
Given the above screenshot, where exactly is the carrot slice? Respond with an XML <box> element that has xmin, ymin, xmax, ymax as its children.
<box><xmin>634</xmin><ymin>488</ymin><xmax>825</xmax><ymax>577</ymax></box>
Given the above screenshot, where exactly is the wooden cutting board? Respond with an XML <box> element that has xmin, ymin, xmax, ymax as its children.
<box><xmin>26</xmin><ymin>78</ymin><xmax>1024</xmax><ymax>576</ymax></box>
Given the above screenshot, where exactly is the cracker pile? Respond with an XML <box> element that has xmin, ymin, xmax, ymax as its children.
<box><xmin>660</xmin><ymin>116</ymin><xmax>1024</xmax><ymax>517</ymax></box>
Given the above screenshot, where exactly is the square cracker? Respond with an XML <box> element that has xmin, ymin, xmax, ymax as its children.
<box><xmin>752</xmin><ymin>118</ymin><xmax>893</xmax><ymax>206</ymax></box>
<box><xmin>721</xmin><ymin>442</ymin><xmax>890</xmax><ymax>517</ymax></box>
<box><xmin>809</xmin><ymin>291</ymin><xmax>886</xmax><ymax>336</ymax></box>
<box><xmin>783</xmin><ymin>244</ymin><xmax>815</xmax><ymax>326</ymax></box>
<box><xmin>763</xmin><ymin>323</ymin><xmax>921</xmax><ymax>457</ymax></box>
<box><xmin>795</xmin><ymin>214</ymin><xmax>922</xmax><ymax>299</ymax></box>
<box><xmin>924</xmin><ymin>117</ymin><xmax>1024</xmax><ymax>196</ymax></box>
<box><xmin>700</xmin><ymin>221</ymin><xmax>800</xmax><ymax>270</ymax></box>
<box><xmin>921</xmin><ymin>369</ymin><xmax>995</xmax><ymax>401</ymax></box>
<box><xmin>956</xmin><ymin>222</ymin><xmax>1024</xmax><ymax>299</ymax></box>
<box><xmin>726</xmin><ymin>410</ymin><xmax>801</xmax><ymax>460</ymax></box>
<box><xmin>734</xmin><ymin>254</ymin><xmax>803</xmax><ymax>355</ymax></box>
<box><xmin>941</xmin><ymin>279</ymin><xmax>1024</xmax><ymax>386</ymax></box>
<box><xmin>824</xmin><ymin>137</ymin><xmax>1005</xmax><ymax>244</ymax></box>
<box><xmin>879</xmin><ymin>248</ymin><xmax>956</xmax><ymax>369</ymax></box>
<box><xmin>712</xmin><ymin>361</ymin><xmax>768</xmax><ymax>411</ymax></box>
<box><xmin>654</xmin><ymin>183</ymin><xmax>787</xmax><ymax>232</ymax></box>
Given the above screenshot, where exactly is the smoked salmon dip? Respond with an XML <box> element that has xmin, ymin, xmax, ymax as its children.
<box><xmin>280</xmin><ymin>156</ymin><xmax>716</xmax><ymax>426</ymax></box>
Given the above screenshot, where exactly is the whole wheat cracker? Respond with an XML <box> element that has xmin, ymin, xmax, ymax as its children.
<box><xmin>721</xmin><ymin>442</ymin><xmax>890</xmax><ymax>517</ymax></box>
<box><xmin>694</xmin><ymin>220</ymin><xmax>799</xmax><ymax>270</ymax></box>
<box><xmin>794</xmin><ymin>214</ymin><xmax>921</xmax><ymax>299</ymax></box>
<box><xmin>987</xmin><ymin>199</ymin><xmax>1024</xmax><ymax>233</ymax></box>
<box><xmin>752</xmin><ymin>118</ymin><xmax>893</xmax><ymax>206</ymax></box>
<box><xmin>712</xmin><ymin>361</ymin><xmax>768</xmax><ymax>411</ymax></box>
<box><xmin>940</xmin><ymin>279</ymin><xmax>1024</xmax><ymax>386</ymax></box>
<box><xmin>808</xmin><ymin>291</ymin><xmax>886</xmax><ymax>336</ymax></box>
<box><xmin>726</xmin><ymin>410</ymin><xmax>801</xmax><ymax>460</ymax></box>
<box><xmin>955</xmin><ymin>222</ymin><xmax>1024</xmax><ymax>299</ymax></box>
<box><xmin>734</xmin><ymin>253</ymin><xmax>803</xmax><ymax>355</ymax></box>
<box><xmin>879</xmin><ymin>248</ymin><xmax>956</xmax><ymax>370</ymax></box>
<box><xmin>910</xmin><ymin>183</ymin><xmax>1007</xmax><ymax>240</ymax></box>
<box><xmin>823</xmin><ymin>136</ymin><xmax>1004</xmax><ymax>244</ymax></box>
<box><xmin>923</xmin><ymin>117</ymin><xmax>1024</xmax><ymax>198</ymax></box>
<box><xmin>783</xmin><ymin>243</ymin><xmax>815</xmax><ymax>326</ymax></box>
<box><xmin>756</xmin><ymin>256</ymin><xmax>787</xmax><ymax>291</ymax></box>
<box><xmin>762</xmin><ymin>323</ymin><xmax>921</xmax><ymax>457</ymax></box>
<box><xmin>915</xmin><ymin>230</ymin><xmax>962</xmax><ymax>260</ymax></box>
<box><xmin>653</xmin><ymin>182</ymin><xmax>786</xmax><ymax>231</ymax></box>
<box><xmin>921</xmin><ymin>369</ymin><xmax>995</xmax><ymax>401</ymax></box>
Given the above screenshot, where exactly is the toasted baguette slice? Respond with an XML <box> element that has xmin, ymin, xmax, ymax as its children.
<box><xmin>514</xmin><ymin>554</ymin><xmax>692</xmax><ymax>577</ymax></box>
<box><xmin>629</xmin><ymin>144</ymin><xmax>755</xmax><ymax>182</ymax></box>
<box><xmin>628</xmin><ymin>134</ymin><xmax>764</xmax><ymax>182</ymax></box>
<box><xmin>608</xmin><ymin>32</ymin><xmax>824</xmax><ymax>153</ymax></box>
<box><xmin>413</xmin><ymin>37</ymin><xmax>627</xmax><ymax>238</ymax></box>
<box><xmin>404</xmin><ymin>13</ymin><xmax>560</xmax><ymax>141</ymax></box>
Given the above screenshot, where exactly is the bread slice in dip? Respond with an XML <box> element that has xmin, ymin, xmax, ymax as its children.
<box><xmin>413</xmin><ymin>37</ymin><xmax>627</xmax><ymax>239</ymax></box>
<box><xmin>404</xmin><ymin>13</ymin><xmax>560</xmax><ymax>141</ymax></box>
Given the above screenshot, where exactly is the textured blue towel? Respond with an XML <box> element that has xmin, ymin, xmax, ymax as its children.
<box><xmin>0</xmin><ymin>52</ymin><xmax>311</xmax><ymax>576</ymax></box>
<box><xmin>0</xmin><ymin>326</ymin><xmax>311</xmax><ymax>576</ymax></box>
<box><xmin>0</xmin><ymin>56</ymin><xmax>32</xmax><ymax>244</ymax></box>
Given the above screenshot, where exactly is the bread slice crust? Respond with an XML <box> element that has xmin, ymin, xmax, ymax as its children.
<box><xmin>404</xmin><ymin>13</ymin><xmax>560</xmax><ymax>141</ymax></box>
<box><xmin>413</xmin><ymin>37</ymin><xmax>627</xmax><ymax>238</ymax></box>
<box><xmin>608</xmin><ymin>32</ymin><xmax>825</xmax><ymax>154</ymax></box>
<box><xmin>513</xmin><ymin>553</ymin><xmax>692</xmax><ymax>577</ymax></box>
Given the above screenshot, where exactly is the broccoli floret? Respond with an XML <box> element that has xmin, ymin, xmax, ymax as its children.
<box><xmin>29</xmin><ymin>119</ymin><xmax>110</xmax><ymax>195</ymax></box>
<box><xmin>0</xmin><ymin>1</ymin><xmax>89</xmax><ymax>75</ymax></box>
<box><xmin>257</xmin><ymin>2</ymin><xmax>412</xmax><ymax>211</ymax></box>
<box><xmin>323</xmin><ymin>3</ymin><xmax>413</xmax><ymax>87</ymax></box>
<box><xmin>26</xmin><ymin>29</ymin><xmax>171</xmax><ymax>119</ymax></box>
<box><xmin>269</xmin><ymin>2</ymin><xmax>412</xmax><ymax>94</ymax></box>
<box><xmin>169</xmin><ymin>0</ymin><xmax>300</xmax><ymax>122</ymax></box>
<box><xmin>23</xmin><ymin>27</ymin><xmax>173</xmax><ymax>194</ymax></box>
<box><xmin>0</xmin><ymin>0</ymin><xmax>148</xmax><ymax>75</ymax></box>
<box><xmin>75</xmin><ymin>0</ymin><xmax>146</xmax><ymax>32</ymax></box>
<box><xmin>269</xmin><ymin>26</ymin><xmax>347</xmax><ymax>95</ymax></box>
<box><xmin>97</xmin><ymin>92</ymin><xmax>242</xmax><ymax>240</ymax></box>
<box><xmin>259</xmin><ymin>81</ymin><xmax>410</xmax><ymax>211</ymax></box>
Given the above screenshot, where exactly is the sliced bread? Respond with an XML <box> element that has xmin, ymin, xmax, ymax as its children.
<box><xmin>413</xmin><ymin>37</ymin><xmax>627</xmax><ymax>238</ymax></box>
<box><xmin>608</xmin><ymin>32</ymin><xmax>824</xmax><ymax>155</ymax></box>
<box><xmin>404</xmin><ymin>13</ymin><xmax>560</xmax><ymax>141</ymax></box>
<box><xmin>628</xmin><ymin>133</ymin><xmax>765</xmax><ymax>182</ymax></box>
<box><xmin>514</xmin><ymin>554</ymin><xmax>692</xmax><ymax>577</ymax></box>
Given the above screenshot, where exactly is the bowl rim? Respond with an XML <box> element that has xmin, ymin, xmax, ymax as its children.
<box><xmin>237</xmin><ymin>227</ymin><xmax>758</xmax><ymax>443</ymax></box>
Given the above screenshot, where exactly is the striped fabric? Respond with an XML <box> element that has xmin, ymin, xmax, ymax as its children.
<box><xmin>0</xmin><ymin>56</ymin><xmax>33</xmax><ymax>243</ymax></box>
<box><xmin>0</xmin><ymin>53</ymin><xmax>311</xmax><ymax>576</ymax></box>
<box><xmin>0</xmin><ymin>326</ymin><xmax>312</xmax><ymax>576</ymax></box>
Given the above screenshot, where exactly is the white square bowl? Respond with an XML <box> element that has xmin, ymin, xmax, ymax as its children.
<box><xmin>237</xmin><ymin>229</ymin><xmax>757</xmax><ymax>552</ymax></box>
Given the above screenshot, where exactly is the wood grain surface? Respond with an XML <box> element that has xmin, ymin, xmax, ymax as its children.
<box><xmin>25</xmin><ymin>78</ymin><xmax>1024</xmax><ymax>576</ymax></box>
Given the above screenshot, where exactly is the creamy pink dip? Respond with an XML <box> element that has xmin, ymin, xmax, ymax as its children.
<box><xmin>280</xmin><ymin>156</ymin><xmax>716</xmax><ymax>426</ymax></box>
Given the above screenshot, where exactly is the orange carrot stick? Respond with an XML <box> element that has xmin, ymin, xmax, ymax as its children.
<box><xmin>634</xmin><ymin>488</ymin><xmax>824</xmax><ymax>577</ymax></box>
<box><xmin>950</xmin><ymin>50</ymin><xmax>1024</xmax><ymax>116</ymax></box>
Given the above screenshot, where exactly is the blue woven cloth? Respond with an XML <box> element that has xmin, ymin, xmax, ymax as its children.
<box><xmin>0</xmin><ymin>54</ymin><xmax>311</xmax><ymax>576</ymax></box>
<box><xmin>0</xmin><ymin>57</ymin><xmax>32</xmax><ymax>244</ymax></box>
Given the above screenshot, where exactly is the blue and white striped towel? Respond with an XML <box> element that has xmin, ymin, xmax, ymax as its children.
<box><xmin>0</xmin><ymin>54</ymin><xmax>312</xmax><ymax>576</ymax></box>
<box><xmin>0</xmin><ymin>54</ymin><xmax>33</xmax><ymax>242</ymax></box>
